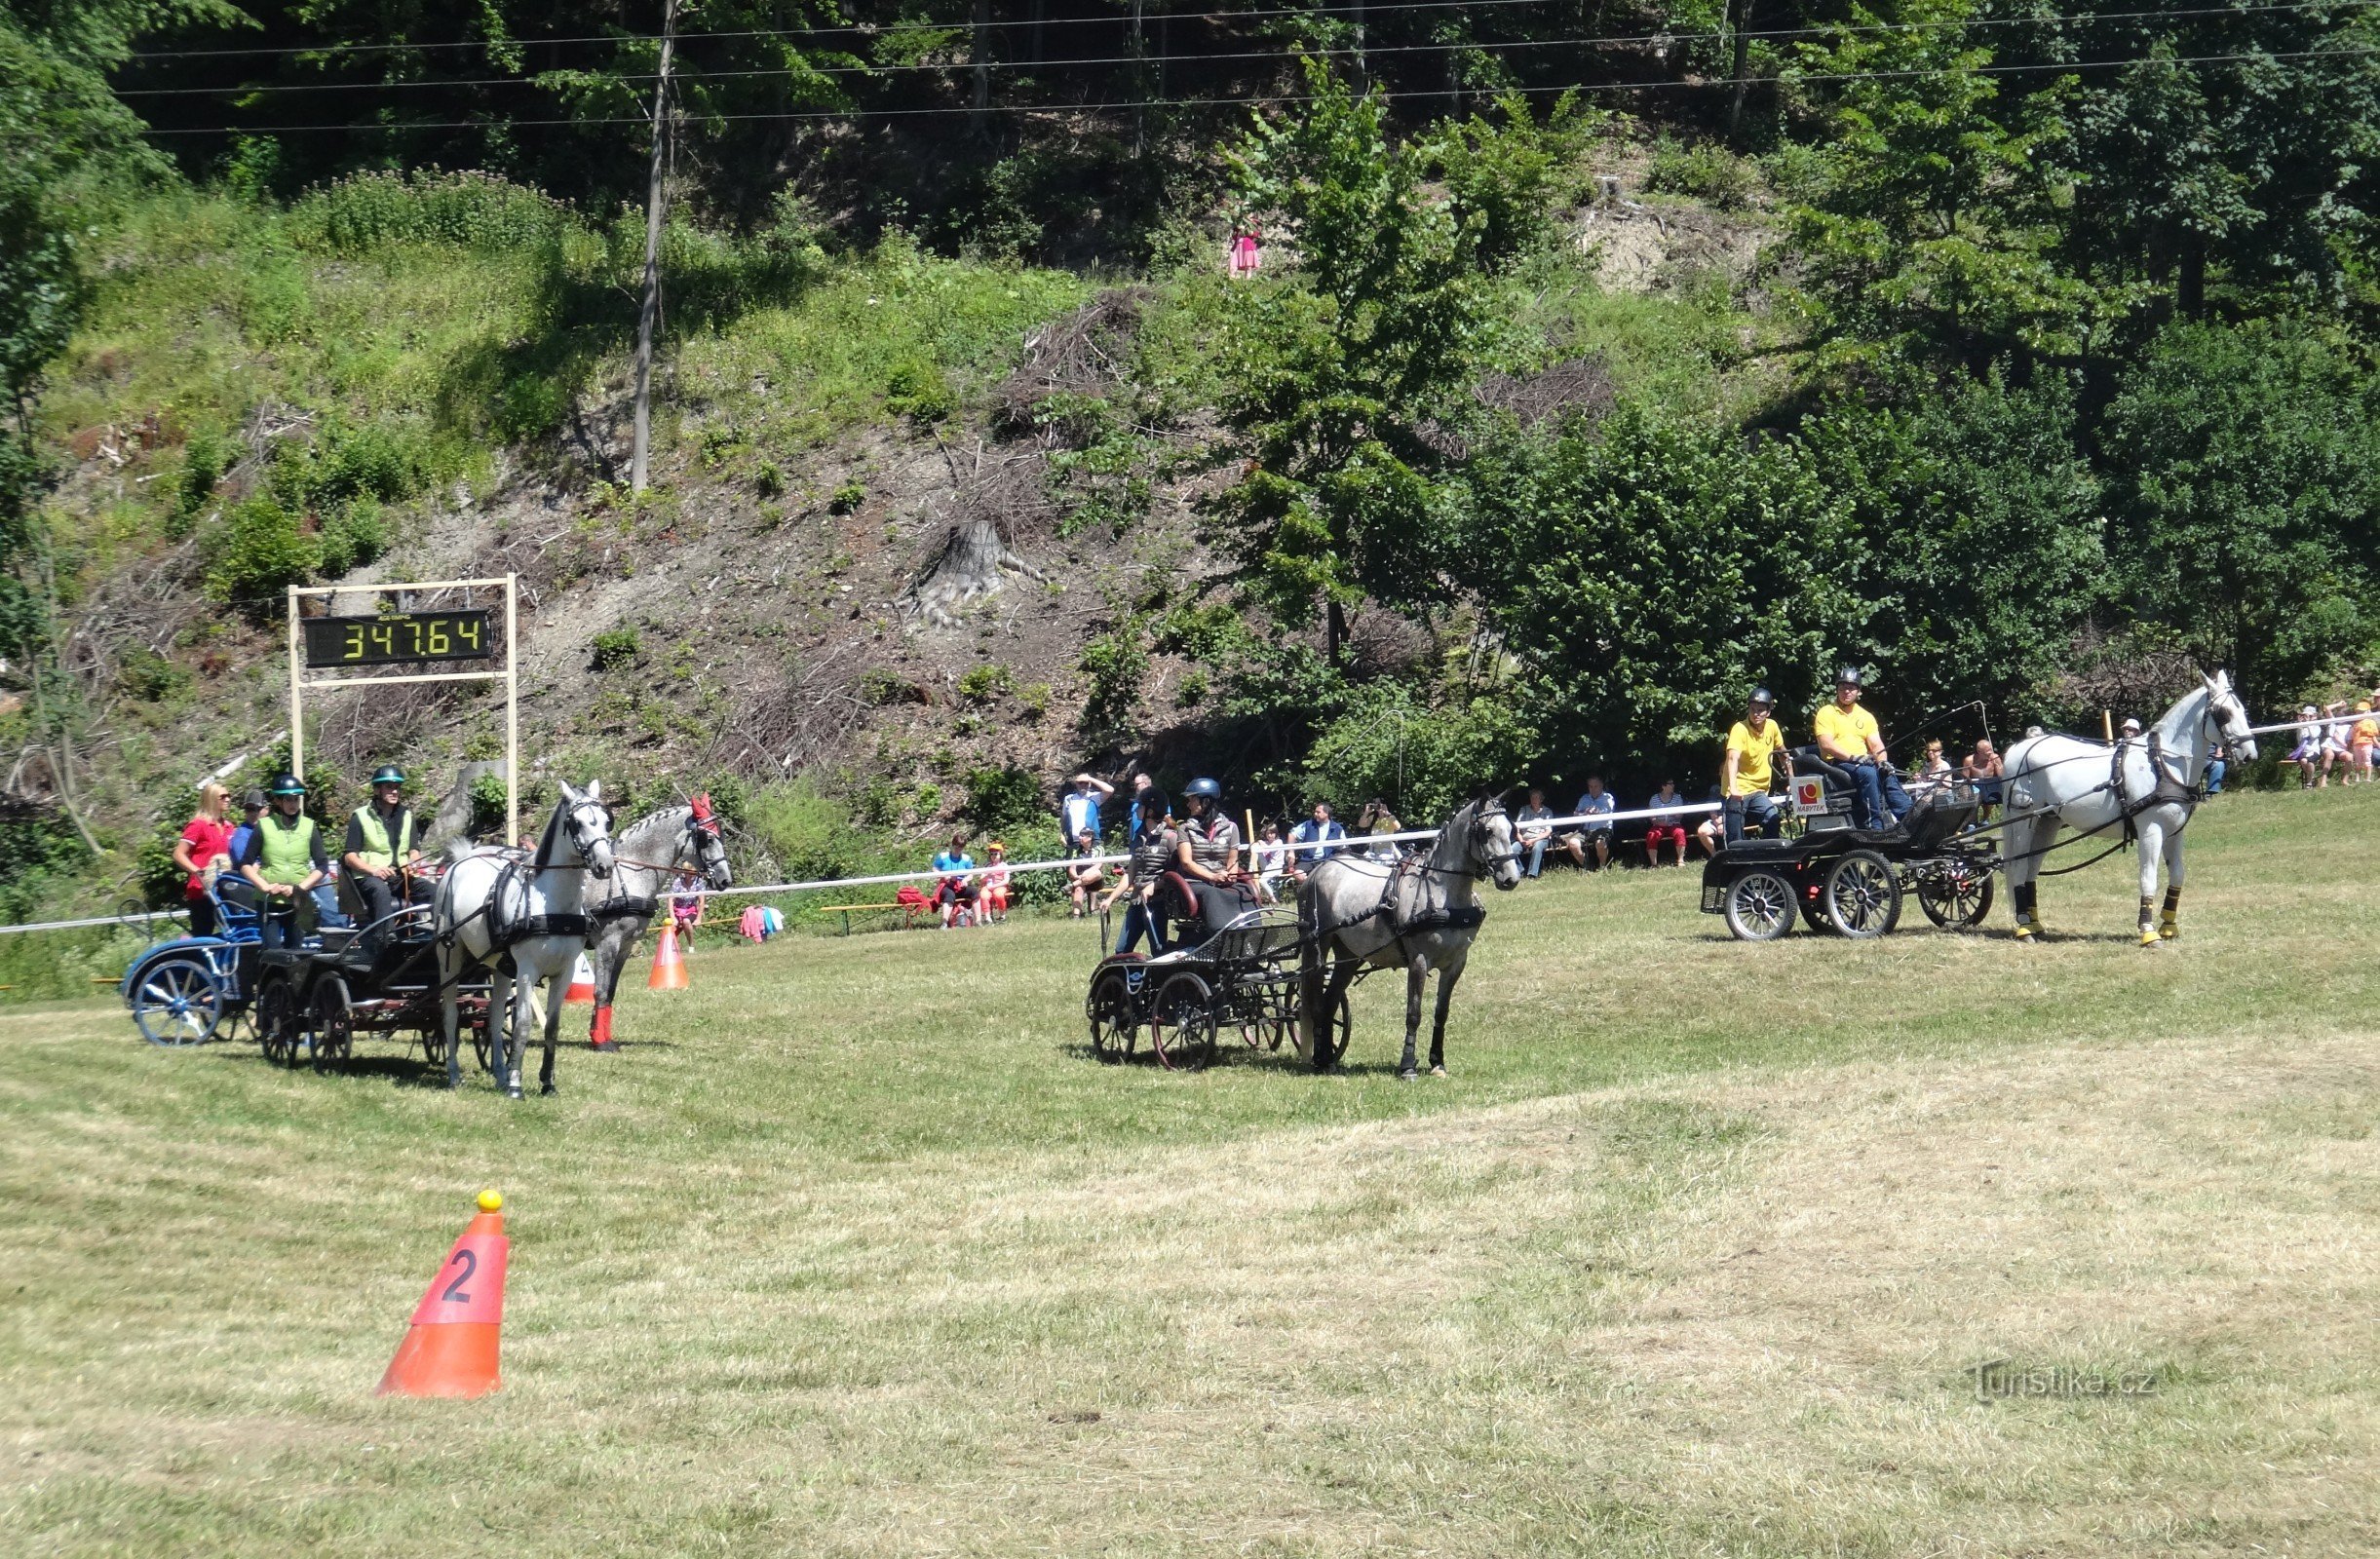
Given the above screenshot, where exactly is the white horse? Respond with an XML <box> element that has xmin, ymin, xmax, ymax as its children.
<box><xmin>585</xmin><ymin>796</ymin><xmax>733</xmax><ymax>1050</ymax></box>
<box><xmin>436</xmin><ymin>782</ymin><xmax>617</xmax><ymax>1096</ymax></box>
<box><xmin>1294</xmin><ymin>796</ymin><xmax>1523</xmax><ymax>1080</ymax></box>
<box><xmin>2001</xmin><ymin>671</ymin><xmax>2257</xmax><ymax>946</ymax></box>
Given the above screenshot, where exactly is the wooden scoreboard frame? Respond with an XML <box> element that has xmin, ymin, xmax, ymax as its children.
<box><xmin>286</xmin><ymin>576</ymin><xmax>519</xmax><ymax>845</ymax></box>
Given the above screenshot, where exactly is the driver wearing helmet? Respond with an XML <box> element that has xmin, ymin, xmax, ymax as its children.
<box><xmin>343</xmin><ymin>764</ymin><xmax>429</xmax><ymax>946</ymax></box>
<box><xmin>1173</xmin><ymin>778</ymin><xmax>1255</xmax><ymax>935</ymax></box>
<box><xmin>239</xmin><ymin>773</ymin><xmax>330</xmax><ymax>951</ymax></box>
<box><xmin>1721</xmin><ymin>686</ymin><xmax>1792</xmax><ymax>843</ymax></box>
<box><xmin>1812</xmin><ymin>666</ymin><xmax>1912</xmax><ymax>831</ymax></box>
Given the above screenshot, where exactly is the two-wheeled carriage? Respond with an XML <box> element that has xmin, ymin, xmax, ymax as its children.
<box><xmin>1086</xmin><ymin>900</ymin><xmax>1349</xmax><ymax>1072</ymax></box>
<box><xmin>1702</xmin><ymin>775</ymin><xmax>1998</xmax><ymax>941</ymax></box>
<box><xmin>120</xmin><ymin>878</ymin><xmax>263</xmax><ymax>1046</ymax></box>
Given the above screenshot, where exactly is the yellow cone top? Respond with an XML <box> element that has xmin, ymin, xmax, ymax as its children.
<box><xmin>478</xmin><ymin>1188</ymin><xmax>504</xmax><ymax>1213</ymax></box>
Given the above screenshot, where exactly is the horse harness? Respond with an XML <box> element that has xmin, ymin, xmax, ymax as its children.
<box><xmin>1999</xmin><ymin>717</ymin><xmax>2214</xmax><ymax>876</ymax></box>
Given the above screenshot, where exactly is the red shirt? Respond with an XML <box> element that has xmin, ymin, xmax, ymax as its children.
<box><xmin>180</xmin><ymin>817</ymin><xmax>234</xmax><ymax>898</ymax></box>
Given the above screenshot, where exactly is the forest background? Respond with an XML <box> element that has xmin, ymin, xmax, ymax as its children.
<box><xmin>3</xmin><ymin>0</ymin><xmax>2378</xmax><ymax>926</ymax></box>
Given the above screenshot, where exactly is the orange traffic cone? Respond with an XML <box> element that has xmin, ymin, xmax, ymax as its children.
<box><xmin>563</xmin><ymin>951</ymin><xmax>596</xmax><ymax>1005</ymax></box>
<box><xmin>648</xmin><ymin>923</ymin><xmax>689</xmax><ymax>991</ymax></box>
<box><xmin>377</xmin><ymin>1189</ymin><xmax>508</xmax><ymax>1398</ymax></box>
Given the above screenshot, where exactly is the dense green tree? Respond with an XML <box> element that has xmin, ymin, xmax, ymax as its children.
<box><xmin>1468</xmin><ymin>404</ymin><xmax>1874</xmax><ymax>780</ymax></box>
<box><xmin>2025</xmin><ymin>1</ymin><xmax>2380</xmax><ymax>322</ymax></box>
<box><xmin>1782</xmin><ymin>0</ymin><xmax>2106</xmax><ymax>374</ymax></box>
<box><xmin>1213</xmin><ymin>59</ymin><xmax>1495</xmax><ymax>666</ymax></box>
<box><xmin>1803</xmin><ymin>372</ymin><xmax>2104</xmax><ymax>726</ymax></box>
<box><xmin>2100</xmin><ymin>321</ymin><xmax>2380</xmax><ymax>707</ymax></box>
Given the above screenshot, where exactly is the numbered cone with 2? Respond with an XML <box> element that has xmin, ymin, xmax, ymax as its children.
<box><xmin>377</xmin><ymin>1188</ymin><xmax>509</xmax><ymax>1398</ymax></box>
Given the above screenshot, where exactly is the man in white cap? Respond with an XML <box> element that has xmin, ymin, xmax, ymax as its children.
<box><xmin>2288</xmin><ymin>704</ymin><xmax>2334</xmax><ymax>787</ymax></box>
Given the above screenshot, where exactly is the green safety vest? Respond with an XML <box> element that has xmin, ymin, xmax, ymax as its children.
<box><xmin>255</xmin><ymin>813</ymin><xmax>319</xmax><ymax>887</ymax></box>
<box><xmin>350</xmin><ymin>804</ymin><xmax>414</xmax><ymax>870</ymax></box>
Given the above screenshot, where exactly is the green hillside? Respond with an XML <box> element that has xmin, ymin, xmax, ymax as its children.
<box><xmin>5</xmin><ymin>1</ymin><xmax>2379</xmax><ymax>921</ymax></box>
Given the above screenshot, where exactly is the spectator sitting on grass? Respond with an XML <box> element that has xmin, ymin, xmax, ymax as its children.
<box><xmin>2288</xmin><ymin>706</ymin><xmax>2336</xmax><ymax>787</ymax></box>
<box><xmin>1252</xmin><ymin>821</ymin><xmax>1288</xmax><ymax>903</ymax></box>
<box><xmin>1515</xmin><ymin>788</ymin><xmax>1555</xmax><ymax>879</ymax></box>
<box><xmin>1559</xmin><ymin>778</ymin><xmax>1616</xmax><ymax>870</ymax></box>
<box><xmin>1288</xmin><ymin>801</ymin><xmax>1347</xmax><ymax>885</ymax></box>
<box><xmin>1357</xmin><ymin>798</ymin><xmax>1403</xmax><ymax>860</ymax></box>
<box><xmin>1065</xmin><ymin>829</ymin><xmax>1105</xmax><ymax>918</ymax></box>
<box><xmin>979</xmin><ymin>841</ymin><xmax>1012</xmax><ymax>922</ymax></box>
<box><xmin>1643</xmin><ymin>780</ymin><xmax>1690</xmax><ymax>867</ymax></box>
<box><xmin>931</xmin><ymin>831</ymin><xmax>978</xmax><ymax>929</ymax></box>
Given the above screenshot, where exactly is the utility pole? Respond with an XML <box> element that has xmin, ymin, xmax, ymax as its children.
<box><xmin>630</xmin><ymin>0</ymin><xmax>678</xmax><ymax>495</ymax></box>
<box><xmin>971</xmin><ymin>0</ymin><xmax>991</xmax><ymax>133</ymax></box>
<box><xmin>1726</xmin><ymin>0</ymin><xmax>1755</xmax><ymax>144</ymax></box>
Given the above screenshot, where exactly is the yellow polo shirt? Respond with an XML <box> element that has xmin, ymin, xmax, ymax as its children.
<box><xmin>1724</xmin><ymin>719</ymin><xmax>1786</xmax><ymax>796</ymax></box>
<box><xmin>1814</xmin><ymin>702</ymin><xmax>1880</xmax><ymax>761</ymax></box>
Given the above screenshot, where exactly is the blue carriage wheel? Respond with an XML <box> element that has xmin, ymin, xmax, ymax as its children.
<box><xmin>130</xmin><ymin>958</ymin><xmax>223</xmax><ymax>1046</ymax></box>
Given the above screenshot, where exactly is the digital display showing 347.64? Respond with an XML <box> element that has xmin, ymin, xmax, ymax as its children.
<box><xmin>301</xmin><ymin>611</ymin><xmax>494</xmax><ymax>668</ymax></box>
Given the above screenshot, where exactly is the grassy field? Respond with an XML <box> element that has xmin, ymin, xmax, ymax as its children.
<box><xmin>6</xmin><ymin>787</ymin><xmax>2380</xmax><ymax>1556</ymax></box>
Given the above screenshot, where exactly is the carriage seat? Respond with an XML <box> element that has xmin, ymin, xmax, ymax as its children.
<box><xmin>1789</xmin><ymin>747</ymin><xmax>1860</xmax><ymax>833</ymax></box>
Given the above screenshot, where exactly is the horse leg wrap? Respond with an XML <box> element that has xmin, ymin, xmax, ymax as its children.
<box><xmin>2160</xmin><ymin>886</ymin><xmax>2181</xmax><ymax>940</ymax></box>
<box><xmin>2138</xmin><ymin>895</ymin><xmax>2160</xmax><ymax>946</ymax></box>
<box><xmin>591</xmin><ymin>1005</ymin><xmax>616</xmax><ymax>1050</ymax></box>
<box><xmin>2011</xmin><ymin>882</ymin><xmax>2037</xmax><ymax>939</ymax></box>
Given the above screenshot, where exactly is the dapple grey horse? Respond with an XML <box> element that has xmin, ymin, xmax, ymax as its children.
<box><xmin>2001</xmin><ymin>671</ymin><xmax>2257</xmax><ymax>946</ymax></box>
<box><xmin>1295</xmin><ymin>796</ymin><xmax>1522</xmax><ymax>1079</ymax></box>
<box><xmin>435</xmin><ymin>782</ymin><xmax>616</xmax><ymax>1096</ymax></box>
<box><xmin>585</xmin><ymin>795</ymin><xmax>733</xmax><ymax>1049</ymax></box>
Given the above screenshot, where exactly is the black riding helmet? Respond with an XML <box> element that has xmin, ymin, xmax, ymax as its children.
<box><xmin>368</xmin><ymin>764</ymin><xmax>406</xmax><ymax>787</ymax></box>
<box><xmin>1747</xmin><ymin>686</ymin><xmax>1775</xmax><ymax>708</ymax></box>
<box><xmin>268</xmin><ymin>772</ymin><xmax>306</xmax><ymax>797</ymax></box>
<box><xmin>1184</xmin><ymin>777</ymin><xmax>1223</xmax><ymax>807</ymax></box>
<box><xmin>1836</xmin><ymin>665</ymin><xmax>1863</xmax><ymax>689</ymax></box>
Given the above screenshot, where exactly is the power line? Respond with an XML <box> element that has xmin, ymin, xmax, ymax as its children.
<box><xmin>134</xmin><ymin>44</ymin><xmax>2380</xmax><ymax>135</ymax></box>
<box><xmin>109</xmin><ymin>2</ymin><xmax>2380</xmax><ymax>97</ymax></box>
<box><xmin>115</xmin><ymin>0</ymin><xmax>2379</xmax><ymax>65</ymax></box>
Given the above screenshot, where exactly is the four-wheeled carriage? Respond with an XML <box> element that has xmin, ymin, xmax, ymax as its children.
<box><xmin>1703</xmin><ymin>779</ymin><xmax>1998</xmax><ymax>941</ymax></box>
<box><xmin>1087</xmin><ymin>902</ymin><xmax>1338</xmax><ymax>1072</ymax></box>
<box><xmin>250</xmin><ymin>900</ymin><xmax>495</xmax><ymax>1074</ymax></box>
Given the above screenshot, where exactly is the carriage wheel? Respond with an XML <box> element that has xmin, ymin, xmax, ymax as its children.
<box><xmin>1311</xmin><ymin>987</ymin><xmax>1352</xmax><ymax>1071</ymax></box>
<box><xmin>1916</xmin><ymin>862</ymin><xmax>1995</xmax><ymax>930</ymax></box>
<box><xmin>1148</xmin><ymin>972</ymin><xmax>1218</xmax><ymax>1073</ymax></box>
<box><xmin>255</xmin><ymin>974</ymin><xmax>302</xmax><ymax>1067</ymax></box>
<box><xmin>309</xmin><ymin>976</ymin><xmax>354</xmax><ymax>1073</ymax></box>
<box><xmin>1087</xmin><ymin>968</ymin><xmax>1139</xmax><ymax>1065</ymax></box>
<box><xmin>130</xmin><ymin>957</ymin><xmax>222</xmax><ymax>1046</ymax></box>
<box><xmin>1799</xmin><ymin>886</ymin><xmax>1832</xmax><ymax>932</ymax></box>
<box><xmin>418</xmin><ymin>1010</ymin><xmax>449</xmax><ymax>1068</ymax></box>
<box><xmin>469</xmin><ymin>1000</ymin><xmax>494</xmax><ymax>1073</ymax></box>
<box><xmin>1822</xmin><ymin>851</ymin><xmax>1903</xmax><ymax>939</ymax></box>
<box><xmin>1722</xmin><ymin>869</ymin><xmax>1797</xmax><ymax>941</ymax></box>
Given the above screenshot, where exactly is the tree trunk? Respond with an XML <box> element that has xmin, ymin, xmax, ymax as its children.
<box><xmin>2179</xmin><ymin>234</ymin><xmax>2207</xmax><ymax>320</ymax></box>
<box><xmin>630</xmin><ymin>0</ymin><xmax>678</xmax><ymax>495</ymax></box>
<box><xmin>1326</xmin><ymin>598</ymin><xmax>1349</xmax><ymax>669</ymax></box>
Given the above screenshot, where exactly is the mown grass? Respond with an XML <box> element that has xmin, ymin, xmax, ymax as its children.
<box><xmin>5</xmin><ymin>788</ymin><xmax>2379</xmax><ymax>1556</ymax></box>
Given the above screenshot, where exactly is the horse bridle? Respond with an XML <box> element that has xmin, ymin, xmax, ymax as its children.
<box><xmin>557</xmin><ymin>798</ymin><xmax>616</xmax><ymax>877</ymax></box>
<box><xmin>685</xmin><ymin>810</ymin><xmax>731</xmax><ymax>888</ymax></box>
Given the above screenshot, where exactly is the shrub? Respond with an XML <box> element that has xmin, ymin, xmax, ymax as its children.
<box><xmin>1077</xmin><ymin>618</ymin><xmax>1147</xmax><ymax>738</ymax></box>
<box><xmin>171</xmin><ymin>427</ymin><xmax>233</xmax><ymax>538</ymax></box>
<box><xmin>828</xmin><ymin>479</ymin><xmax>866</xmax><ymax>513</ymax></box>
<box><xmin>207</xmin><ymin>496</ymin><xmax>314</xmax><ymax>605</ymax></box>
<box><xmin>1644</xmin><ymin>137</ymin><xmax>1759</xmax><ymax>210</ymax></box>
<box><xmin>591</xmin><ymin>627</ymin><xmax>641</xmax><ymax>670</ymax></box>
<box><xmin>290</xmin><ymin>169</ymin><xmax>574</xmax><ymax>255</ymax></box>
<box><xmin>962</xmin><ymin>764</ymin><xmax>1041</xmax><ymax>834</ymax></box>
<box><xmin>117</xmin><ymin>647</ymin><xmax>190</xmax><ymax>703</ymax></box>
<box><xmin>956</xmin><ymin>663</ymin><xmax>1013</xmax><ymax>704</ymax></box>
<box><xmin>885</xmin><ymin>360</ymin><xmax>953</xmax><ymax>422</ymax></box>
